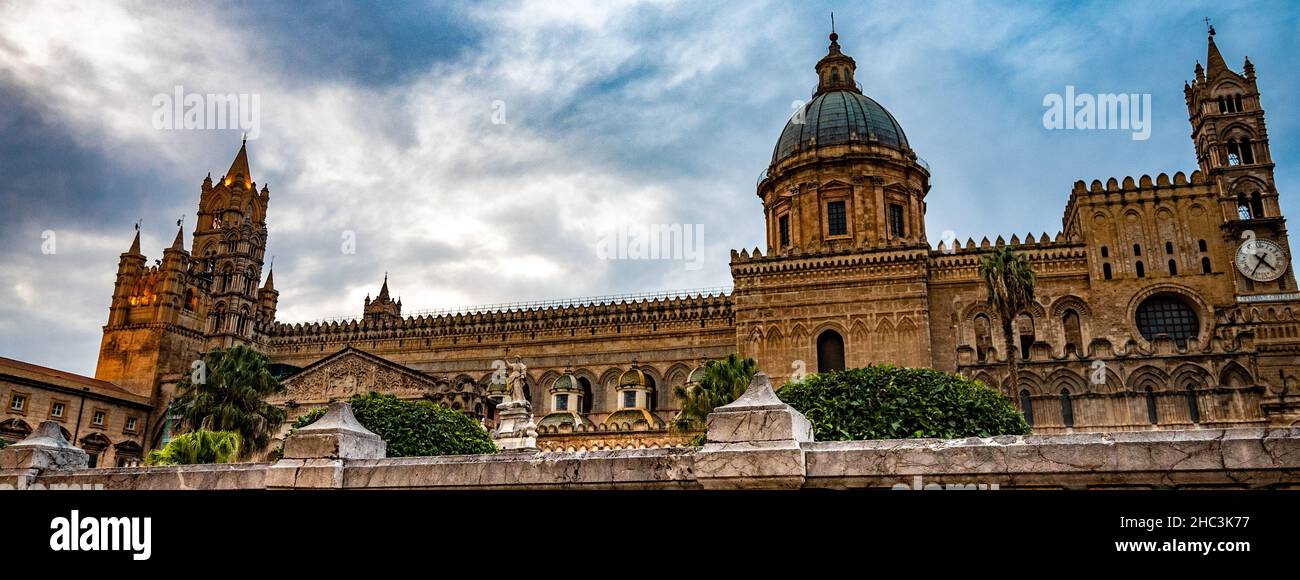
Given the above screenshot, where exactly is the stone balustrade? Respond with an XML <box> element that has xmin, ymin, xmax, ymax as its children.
<box><xmin>5</xmin><ymin>374</ymin><xmax>1300</xmax><ymax>490</ymax></box>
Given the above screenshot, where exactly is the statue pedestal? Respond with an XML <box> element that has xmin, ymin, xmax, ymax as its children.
<box><xmin>492</xmin><ymin>401</ymin><xmax>538</xmax><ymax>452</ymax></box>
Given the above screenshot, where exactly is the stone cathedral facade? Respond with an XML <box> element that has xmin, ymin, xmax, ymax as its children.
<box><xmin>88</xmin><ymin>31</ymin><xmax>1300</xmax><ymax>457</ymax></box>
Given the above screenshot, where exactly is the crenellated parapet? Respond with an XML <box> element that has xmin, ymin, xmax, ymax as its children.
<box><xmin>1062</xmin><ymin>170</ymin><xmax>1218</xmax><ymax>237</ymax></box>
<box><xmin>928</xmin><ymin>233</ymin><xmax>1088</xmax><ymax>283</ymax></box>
<box><xmin>266</xmin><ymin>291</ymin><xmax>734</xmax><ymax>345</ymax></box>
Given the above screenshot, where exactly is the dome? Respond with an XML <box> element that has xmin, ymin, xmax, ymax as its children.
<box><xmin>771</xmin><ymin>90</ymin><xmax>910</xmax><ymax>165</ymax></box>
<box><xmin>552</xmin><ymin>370</ymin><xmax>580</xmax><ymax>392</ymax></box>
<box><xmin>618</xmin><ymin>367</ymin><xmax>647</xmax><ymax>388</ymax></box>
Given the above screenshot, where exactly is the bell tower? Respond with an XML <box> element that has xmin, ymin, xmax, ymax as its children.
<box><xmin>1185</xmin><ymin>29</ymin><xmax>1295</xmax><ymax>294</ymax></box>
<box><xmin>193</xmin><ymin>139</ymin><xmax>272</xmax><ymax>348</ymax></box>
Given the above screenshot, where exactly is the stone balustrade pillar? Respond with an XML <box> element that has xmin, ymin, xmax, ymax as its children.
<box><xmin>693</xmin><ymin>372</ymin><xmax>813</xmax><ymax>489</ymax></box>
<box><xmin>0</xmin><ymin>421</ymin><xmax>90</xmax><ymax>489</ymax></box>
<box><xmin>267</xmin><ymin>401</ymin><xmax>386</xmax><ymax>489</ymax></box>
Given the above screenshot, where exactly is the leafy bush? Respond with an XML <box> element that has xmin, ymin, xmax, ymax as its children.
<box><xmin>777</xmin><ymin>365</ymin><xmax>1030</xmax><ymax>440</ymax></box>
<box><xmin>294</xmin><ymin>392</ymin><xmax>496</xmax><ymax>456</ymax></box>
<box><xmin>145</xmin><ymin>431</ymin><xmax>242</xmax><ymax>465</ymax></box>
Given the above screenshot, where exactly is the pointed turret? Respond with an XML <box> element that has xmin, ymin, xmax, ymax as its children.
<box><xmin>377</xmin><ymin>273</ymin><xmax>391</xmax><ymax>300</ymax></box>
<box><xmin>127</xmin><ymin>230</ymin><xmax>142</xmax><ymax>255</ymax></box>
<box><xmin>223</xmin><ymin>138</ymin><xmax>251</xmax><ymax>188</ymax></box>
<box><xmin>262</xmin><ymin>268</ymin><xmax>275</xmax><ymax>291</ymax></box>
<box><xmin>170</xmin><ymin>225</ymin><xmax>185</xmax><ymax>251</ymax></box>
<box><xmin>1205</xmin><ymin>33</ymin><xmax>1229</xmax><ymax>78</ymax></box>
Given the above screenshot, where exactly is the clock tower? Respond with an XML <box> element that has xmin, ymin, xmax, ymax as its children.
<box><xmin>1185</xmin><ymin>30</ymin><xmax>1296</xmax><ymax>294</ymax></box>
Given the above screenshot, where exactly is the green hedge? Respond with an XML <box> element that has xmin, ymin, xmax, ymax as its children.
<box><xmin>778</xmin><ymin>365</ymin><xmax>1030</xmax><ymax>440</ymax></box>
<box><xmin>294</xmin><ymin>392</ymin><xmax>496</xmax><ymax>457</ymax></box>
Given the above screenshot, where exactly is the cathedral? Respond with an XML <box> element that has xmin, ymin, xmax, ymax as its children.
<box><xmin>77</xmin><ymin>30</ymin><xmax>1300</xmax><ymax>460</ymax></box>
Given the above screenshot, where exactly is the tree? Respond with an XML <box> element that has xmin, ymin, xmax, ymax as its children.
<box><xmin>145</xmin><ymin>431</ymin><xmax>242</xmax><ymax>465</ymax></box>
<box><xmin>778</xmin><ymin>365</ymin><xmax>1030</xmax><ymax>440</ymax></box>
<box><xmin>293</xmin><ymin>392</ymin><xmax>496</xmax><ymax>457</ymax></box>
<box><xmin>671</xmin><ymin>354</ymin><xmax>758</xmax><ymax>436</ymax></box>
<box><xmin>171</xmin><ymin>345</ymin><xmax>287</xmax><ymax>454</ymax></box>
<box><xmin>978</xmin><ymin>246</ymin><xmax>1037</xmax><ymax>405</ymax></box>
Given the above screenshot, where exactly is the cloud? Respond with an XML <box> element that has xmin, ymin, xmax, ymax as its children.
<box><xmin>2</xmin><ymin>0</ymin><xmax>1299</xmax><ymax>376</ymax></box>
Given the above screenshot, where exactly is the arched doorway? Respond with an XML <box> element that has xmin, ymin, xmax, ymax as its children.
<box><xmin>817</xmin><ymin>329</ymin><xmax>845</xmax><ymax>373</ymax></box>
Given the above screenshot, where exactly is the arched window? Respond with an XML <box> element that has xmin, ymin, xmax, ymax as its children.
<box><xmin>1187</xmin><ymin>387</ymin><xmax>1201</xmax><ymax>423</ymax></box>
<box><xmin>1198</xmin><ymin>239</ymin><xmax>1207</xmax><ymax>252</ymax></box>
<box><xmin>1250</xmin><ymin>192</ymin><xmax>1265</xmax><ymax>218</ymax></box>
<box><xmin>974</xmin><ymin>315</ymin><xmax>992</xmax><ymax>362</ymax></box>
<box><xmin>1145</xmin><ymin>387</ymin><xmax>1158</xmax><ymax>424</ymax></box>
<box><xmin>1135</xmin><ymin>261</ymin><xmax>1145</xmax><ymax>278</ymax></box>
<box><xmin>1133</xmin><ymin>244</ymin><xmax>1141</xmax><ymax>256</ymax></box>
<box><xmin>183</xmin><ymin>289</ymin><xmax>196</xmax><ymax>311</ymax></box>
<box><xmin>1201</xmin><ymin>257</ymin><xmax>1212</xmax><ymax>274</ymax></box>
<box><xmin>817</xmin><ymin>330</ymin><xmax>846</xmax><ymax>372</ymax></box>
<box><xmin>1168</xmin><ymin>259</ymin><xmax>1178</xmax><ymax>275</ymax></box>
<box><xmin>1060</xmin><ymin>389</ymin><xmax>1074</xmax><ymax>427</ymax></box>
<box><xmin>1227</xmin><ymin>140</ymin><xmax>1242</xmax><ymax>165</ymax></box>
<box><xmin>1240</xmin><ymin>137</ymin><xmax>1255</xmax><ymax>164</ymax></box>
<box><xmin>1237</xmin><ymin>192</ymin><xmax>1253</xmax><ymax>219</ymax></box>
<box><xmin>1062</xmin><ymin>309</ymin><xmax>1083</xmax><ymax>356</ymax></box>
<box><xmin>1103</xmin><ymin>263</ymin><xmax>1113</xmax><ymax>280</ymax></box>
<box><xmin>1019</xmin><ymin>389</ymin><xmax>1034</xmax><ymax>426</ymax></box>
<box><xmin>578</xmin><ymin>377</ymin><xmax>593</xmax><ymax>414</ymax></box>
<box><xmin>1100</xmin><ymin>246</ymin><xmax>1109</xmax><ymax>258</ymax></box>
<box><xmin>645</xmin><ymin>374</ymin><xmax>657</xmax><ymax>413</ymax></box>
<box><xmin>1135</xmin><ymin>295</ymin><xmax>1199</xmax><ymax>348</ymax></box>
<box><xmin>1017</xmin><ymin>314</ymin><xmax>1035</xmax><ymax>360</ymax></box>
<box><xmin>1164</xmin><ymin>242</ymin><xmax>1173</xmax><ymax>255</ymax></box>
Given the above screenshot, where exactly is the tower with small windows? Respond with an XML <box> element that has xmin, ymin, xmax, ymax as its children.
<box><xmin>95</xmin><ymin>141</ymin><xmax>275</xmax><ymax>447</ymax></box>
<box><xmin>1185</xmin><ymin>30</ymin><xmax>1296</xmax><ymax>294</ymax></box>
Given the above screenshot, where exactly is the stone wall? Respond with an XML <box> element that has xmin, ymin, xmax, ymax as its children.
<box><xmin>5</xmin><ymin>374</ymin><xmax>1300</xmax><ymax>491</ymax></box>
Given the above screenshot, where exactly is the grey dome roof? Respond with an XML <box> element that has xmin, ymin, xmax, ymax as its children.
<box><xmin>771</xmin><ymin>90</ymin><xmax>910</xmax><ymax>165</ymax></box>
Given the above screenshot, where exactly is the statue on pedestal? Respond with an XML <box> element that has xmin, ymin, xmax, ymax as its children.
<box><xmin>491</xmin><ymin>356</ymin><xmax>538</xmax><ymax>451</ymax></box>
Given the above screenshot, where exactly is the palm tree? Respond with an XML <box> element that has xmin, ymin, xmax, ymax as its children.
<box><xmin>145</xmin><ymin>430</ymin><xmax>243</xmax><ymax>465</ymax></box>
<box><xmin>671</xmin><ymin>354</ymin><xmax>758</xmax><ymax>433</ymax></box>
<box><xmin>170</xmin><ymin>345</ymin><xmax>287</xmax><ymax>454</ymax></box>
<box><xmin>978</xmin><ymin>247</ymin><xmax>1037</xmax><ymax>406</ymax></box>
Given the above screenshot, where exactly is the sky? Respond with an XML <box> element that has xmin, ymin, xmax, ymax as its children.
<box><xmin>2</xmin><ymin>0</ymin><xmax>1299</xmax><ymax>376</ymax></box>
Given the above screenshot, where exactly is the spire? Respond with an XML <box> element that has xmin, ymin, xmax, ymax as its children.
<box><xmin>170</xmin><ymin>224</ymin><xmax>185</xmax><ymax>250</ymax></box>
<box><xmin>262</xmin><ymin>268</ymin><xmax>275</xmax><ymax>291</ymax></box>
<box><xmin>1205</xmin><ymin>31</ymin><xmax>1229</xmax><ymax>77</ymax></box>
<box><xmin>223</xmin><ymin>137</ymin><xmax>251</xmax><ymax>188</ymax></box>
<box><xmin>377</xmin><ymin>273</ymin><xmax>390</xmax><ymax>300</ymax></box>
<box><xmin>127</xmin><ymin>230</ymin><xmax>141</xmax><ymax>255</ymax></box>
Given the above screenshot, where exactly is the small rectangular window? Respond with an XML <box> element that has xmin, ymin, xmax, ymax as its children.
<box><xmin>778</xmin><ymin>214</ymin><xmax>790</xmax><ymax>248</ymax></box>
<box><xmin>10</xmin><ymin>395</ymin><xmax>26</xmax><ymax>412</ymax></box>
<box><xmin>554</xmin><ymin>395</ymin><xmax>568</xmax><ymax>411</ymax></box>
<box><xmin>827</xmin><ymin>201</ymin><xmax>847</xmax><ymax>236</ymax></box>
<box><xmin>125</xmin><ymin>417</ymin><xmax>138</xmax><ymax>432</ymax></box>
<box><xmin>51</xmin><ymin>402</ymin><xmax>65</xmax><ymax>418</ymax></box>
<box><xmin>888</xmin><ymin>203</ymin><xmax>905</xmax><ymax>238</ymax></box>
<box><xmin>92</xmin><ymin>411</ymin><xmax>106</xmax><ymax>426</ymax></box>
<box><xmin>623</xmin><ymin>391</ymin><xmax>637</xmax><ymax>408</ymax></box>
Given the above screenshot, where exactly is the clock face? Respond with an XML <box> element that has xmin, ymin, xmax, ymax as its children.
<box><xmin>1234</xmin><ymin>238</ymin><xmax>1290</xmax><ymax>282</ymax></box>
